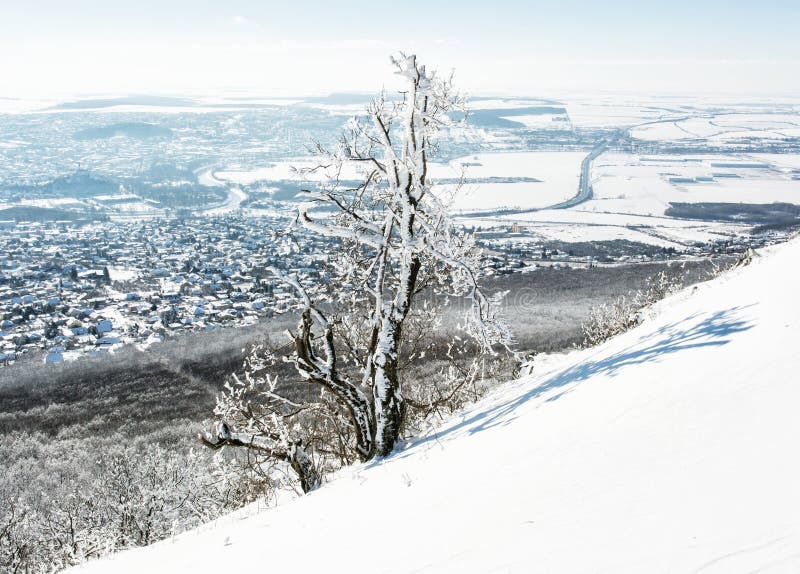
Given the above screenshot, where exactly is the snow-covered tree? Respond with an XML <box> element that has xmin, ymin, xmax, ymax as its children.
<box><xmin>202</xmin><ymin>54</ymin><xmax>512</xmax><ymax>491</ymax></box>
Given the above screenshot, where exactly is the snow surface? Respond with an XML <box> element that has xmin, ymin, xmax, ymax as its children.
<box><xmin>564</xmin><ymin>101</ymin><xmax>667</xmax><ymax>128</ymax></box>
<box><xmin>215</xmin><ymin>159</ymin><xmax>363</xmax><ymax>185</ymax></box>
<box><xmin>215</xmin><ymin>152</ymin><xmax>584</xmax><ymax>214</ymax></box>
<box><xmin>460</xmin><ymin>209</ymin><xmax>746</xmax><ymax>248</ymax></box>
<box><xmin>71</xmin><ymin>236</ymin><xmax>800</xmax><ymax>573</ymax></box>
<box><xmin>521</xmin><ymin>223</ymin><xmax>685</xmax><ymax>247</ymax></box>
<box><xmin>468</xmin><ymin>98</ymin><xmax>558</xmax><ymax>111</ymax></box>
<box><xmin>440</xmin><ymin>151</ymin><xmax>584</xmax><ymax>212</ymax></box>
<box><xmin>631</xmin><ymin>114</ymin><xmax>800</xmax><ymax>142</ymax></box>
<box><xmin>499</xmin><ymin>113</ymin><xmax>571</xmax><ymax>130</ymax></box>
<box><xmin>588</xmin><ymin>153</ymin><xmax>800</xmax><ymax>217</ymax></box>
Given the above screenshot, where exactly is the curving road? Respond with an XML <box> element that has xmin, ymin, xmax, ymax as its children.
<box><xmin>196</xmin><ymin>168</ymin><xmax>248</xmax><ymax>215</ymax></box>
<box><xmin>459</xmin><ymin>131</ymin><xmax>623</xmax><ymax>218</ymax></box>
<box><xmin>545</xmin><ymin>135</ymin><xmax>615</xmax><ymax>210</ymax></box>
<box><xmin>202</xmin><ymin>185</ymin><xmax>247</xmax><ymax>215</ymax></box>
<box><xmin>460</xmin><ymin>112</ymin><xmax>709</xmax><ymax>218</ymax></box>
<box><xmin>544</xmin><ymin>114</ymin><xmax>695</xmax><ymax>211</ymax></box>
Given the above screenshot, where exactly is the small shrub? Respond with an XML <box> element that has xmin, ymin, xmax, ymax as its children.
<box><xmin>581</xmin><ymin>268</ymin><xmax>685</xmax><ymax>348</ymax></box>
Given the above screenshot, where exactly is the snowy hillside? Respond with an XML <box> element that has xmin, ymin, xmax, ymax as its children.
<box><xmin>72</xmin><ymin>236</ymin><xmax>800</xmax><ymax>574</ymax></box>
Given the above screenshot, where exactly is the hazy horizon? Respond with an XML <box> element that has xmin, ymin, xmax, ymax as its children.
<box><xmin>2</xmin><ymin>0</ymin><xmax>799</xmax><ymax>99</ymax></box>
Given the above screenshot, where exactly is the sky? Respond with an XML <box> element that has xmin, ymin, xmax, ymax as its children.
<box><xmin>1</xmin><ymin>0</ymin><xmax>799</xmax><ymax>98</ymax></box>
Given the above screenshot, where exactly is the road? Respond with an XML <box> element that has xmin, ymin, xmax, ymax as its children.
<box><xmin>545</xmin><ymin>135</ymin><xmax>615</xmax><ymax>210</ymax></box>
<box><xmin>202</xmin><ymin>185</ymin><xmax>247</xmax><ymax>215</ymax></box>
<box><xmin>458</xmin><ymin>111</ymin><xmax>711</xmax><ymax>218</ymax></box>
<box><xmin>458</xmin><ymin>131</ymin><xmax>622</xmax><ymax>219</ymax></box>
<box><xmin>196</xmin><ymin>167</ymin><xmax>248</xmax><ymax>215</ymax></box>
<box><xmin>544</xmin><ymin>114</ymin><xmax>696</xmax><ymax>211</ymax></box>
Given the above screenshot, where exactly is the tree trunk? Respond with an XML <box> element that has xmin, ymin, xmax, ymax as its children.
<box><xmin>372</xmin><ymin>321</ymin><xmax>406</xmax><ymax>457</ymax></box>
<box><xmin>370</xmin><ymin>248</ymin><xmax>420</xmax><ymax>457</ymax></box>
<box><xmin>288</xmin><ymin>442</ymin><xmax>321</xmax><ymax>493</ymax></box>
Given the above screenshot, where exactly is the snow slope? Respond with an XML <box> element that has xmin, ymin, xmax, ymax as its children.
<box><xmin>72</xmin><ymin>237</ymin><xmax>800</xmax><ymax>573</ymax></box>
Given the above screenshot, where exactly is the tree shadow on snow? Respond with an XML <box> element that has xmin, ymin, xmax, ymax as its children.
<box><xmin>392</xmin><ymin>305</ymin><xmax>755</xmax><ymax>459</ymax></box>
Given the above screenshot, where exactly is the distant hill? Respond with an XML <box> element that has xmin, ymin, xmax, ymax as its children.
<box><xmin>51</xmin><ymin>95</ymin><xmax>196</xmax><ymax>110</ymax></box>
<box><xmin>300</xmin><ymin>93</ymin><xmax>374</xmax><ymax>105</ymax></box>
<box><xmin>0</xmin><ymin>205</ymin><xmax>107</xmax><ymax>222</ymax></box>
<box><xmin>45</xmin><ymin>171</ymin><xmax>119</xmax><ymax>198</ymax></box>
<box><xmin>0</xmin><ymin>170</ymin><xmax>118</xmax><ymax>199</ymax></box>
<box><xmin>73</xmin><ymin>122</ymin><xmax>173</xmax><ymax>141</ymax></box>
<box><xmin>467</xmin><ymin>106</ymin><xmax>569</xmax><ymax>128</ymax></box>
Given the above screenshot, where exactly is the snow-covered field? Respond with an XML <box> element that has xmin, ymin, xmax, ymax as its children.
<box><xmin>631</xmin><ymin>114</ymin><xmax>800</xmax><ymax>142</ymax></box>
<box><xmin>216</xmin><ymin>151</ymin><xmax>585</xmax><ymax>214</ymax></box>
<box><xmin>8</xmin><ymin>197</ymin><xmax>88</xmax><ymax>210</ymax></box>
<box><xmin>564</xmin><ymin>99</ymin><xmax>668</xmax><ymax>128</ymax></box>
<box><xmin>586</xmin><ymin>153</ymin><xmax>800</xmax><ymax>216</ymax></box>
<box><xmin>436</xmin><ymin>151</ymin><xmax>584</xmax><ymax>212</ymax></box>
<box><xmin>497</xmin><ymin>113</ymin><xmax>571</xmax><ymax>130</ymax></box>
<box><xmin>71</xmin><ymin>235</ymin><xmax>800</xmax><ymax>573</ymax></box>
<box><xmin>460</xmin><ymin>208</ymin><xmax>747</xmax><ymax>247</ymax></box>
<box><xmin>459</xmin><ymin>149</ymin><xmax>799</xmax><ymax>248</ymax></box>
<box><xmin>215</xmin><ymin>158</ymin><xmax>362</xmax><ymax>185</ymax></box>
<box><xmin>107</xmin><ymin>267</ymin><xmax>138</xmax><ymax>282</ymax></box>
<box><xmin>497</xmin><ymin>222</ymin><xmax>710</xmax><ymax>249</ymax></box>
<box><xmin>215</xmin><ymin>148</ymin><xmax>798</xmax><ymax>247</ymax></box>
<box><xmin>469</xmin><ymin>98</ymin><xmax>558</xmax><ymax>110</ymax></box>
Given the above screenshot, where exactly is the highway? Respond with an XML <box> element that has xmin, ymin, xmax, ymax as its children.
<box><xmin>546</xmin><ymin>139</ymin><xmax>606</xmax><ymax>210</ymax></box>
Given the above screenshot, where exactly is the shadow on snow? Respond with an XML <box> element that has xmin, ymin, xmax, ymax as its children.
<box><xmin>389</xmin><ymin>305</ymin><xmax>755</xmax><ymax>461</ymax></box>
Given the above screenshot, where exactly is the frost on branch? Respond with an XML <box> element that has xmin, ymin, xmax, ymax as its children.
<box><xmin>581</xmin><ymin>267</ymin><xmax>685</xmax><ymax>347</ymax></box>
<box><xmin>203</xmin><ymin>53</ymin><xmax>513</xmax><ymax>491</ymax></box>
<box><xmin>200</xmin><ymin>343</ymin><xmax>322</xmax><ymax>493</ymax></box>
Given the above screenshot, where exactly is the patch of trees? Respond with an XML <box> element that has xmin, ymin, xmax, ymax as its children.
<box><xmin>0</xmin><ymin>432</ymin><xmax>269</xmax><ymax>573</ymax></box>
<box><xmin>0</xmin><ymin>325</ymin><xmax>283</xmax><ymax>572</ymax></box>
<box><xmin>0</xmin><ymin>206</ymin><xmax>108</xmax><ymax>223</ymax></box>
<box><xmin>665</xmin><ymin>202</ymin><xmax>800</xmax><ymax>224</ymax></box>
